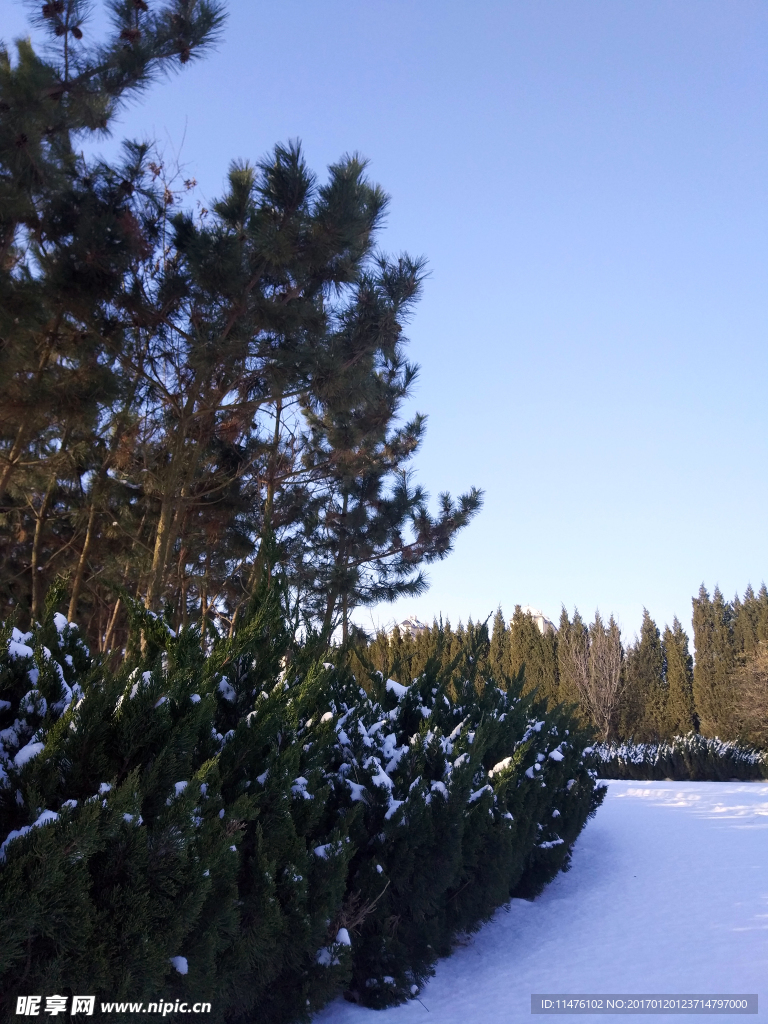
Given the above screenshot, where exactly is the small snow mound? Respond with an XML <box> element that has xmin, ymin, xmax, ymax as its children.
<box><xmin>336</xmin><ymin>927</ymin><xmax>351</xmax><ymax>946</ymax></box>
<box><xmin>0</xmin><ymin>808</ymin><xmax>59</xmax><ymax>862</ymax></box>
<box><xmin>8</xmin><ymin>638</ymin><xmax>34</xmax><ymax>660</ymax></box>
<box><xmin>316</xmin><ymin>947</ymin><xmax>339</xmax><ymax>967</ymax></box>
<box><xmin>347</xmin><ymin>780</ymin><xmax>368</xmax><ymax>802</ymax></box>
<box><xmin>291</xmin><ymin>777</ymin><xmax>314</xmax><ymax>800</ymax></box>
<box><xmin>217</xmin><ymin>678</ymin><xmax>237</xmax><ymax>702</ymax></box>
<box><xmin>489</xmin><ymin>756</ymin><xmax>513</xmax><ymax>777</ymax></box>
<box><xmin>14</xmin><ymin>741</ymin><xmax>44</xmax><ymax>767</ymax></box>
<box><xmin>386</xmin><ymin>678</ymin><xmax>409</xmax><ymax>699</ymax></box>
<box><xmin>468</xmin><ymin>784</ymin><xmax>492</xmax><ymax>803</ymax></box>
<box><xmin>170</xmin><ymin>955</ymin><xmax>188</xmax><ymax>975</ymax></box>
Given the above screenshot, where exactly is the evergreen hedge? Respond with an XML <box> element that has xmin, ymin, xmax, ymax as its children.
<box><xmin>0</xmin><ymin>592</ymin><xmax>605</xmax><ymax>1022</ymax></box>
<box><xmin>595</xmin><ymin>733</ymin><xmax>768</xmax><ymax>782</ymax></box>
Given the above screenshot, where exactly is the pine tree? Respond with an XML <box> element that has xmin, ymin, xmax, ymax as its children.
<box><xmin>0</xmin><ymin>0</ymin><xmax>224</xmax><ymax>628</ymax></box>
<box><xmin>295</xmin><ymin>296</ymin><xmax>483</xmax><ymax>639</ymax></box>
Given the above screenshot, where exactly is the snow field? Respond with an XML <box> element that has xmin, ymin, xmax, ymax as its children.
<box><xmin>314</xmin><ymin>781</ymin><xmax>768</xmax><ymax>1023</ymax></box>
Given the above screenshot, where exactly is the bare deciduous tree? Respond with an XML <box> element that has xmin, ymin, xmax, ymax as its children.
<box><xmin>562</xmin><ymin>610</ymin><xmax>624</xmax><ymax>741</ymax></box>
<box><xmin>587</xmin><ymin>613</ymin><xmax>625</xmax><ymax>741</ymax></box>
<box><xmin>731</xmin><ymin>642</ymin><xmax>768</xmax><ymax>748</ymax></box>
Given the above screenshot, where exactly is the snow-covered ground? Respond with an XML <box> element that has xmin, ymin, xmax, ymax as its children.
<box><xmin>315</xmin><ymin>781</ymin><xmax>768</xmax><ymax>1023</ymax></box>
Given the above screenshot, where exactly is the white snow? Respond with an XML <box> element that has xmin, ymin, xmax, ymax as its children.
<box><xmin>489</xmin><ymin>756</ymin><xmax>513</xmax><ymax>777</ymax></box>
<box><xmin>53</xmin><ymin>612</ymin><xmax>68</xmax><ymax>632</ymax></box>
<box><xmin>347</xmin><ymin>780</ymin><xmax>368</xmax><ymax>802</ymax></box>
<box><xmin>313</xmin><ymin>781</ymin><xmax>768</xmax><ymax>1024</ymax></box>
<box><xmin>0</xmin><ymin>808</ymin><xmax>58</xmax><ymax>863</ymax></box>
<box><xmin>292</xmin><ymin>777</ymin><xmax>314</xmax><ymax>800</ymax></box>
<box><xmin>468</xmin><ymin>784</ymin><xmax>492</xmax><ymax>803</ymax></box>
<box><xmin>8</xmin><ymin>637</ymin><xmax>34</xmax><ymax>660</ymax></box>
<box><xmin>13</xmin><ymin>741</ymin><xmax>44</xmax><ymax>767</ymax></box>
<box><xmin>386</xmin><ymin>679</ymin><xmax>409</xmax><ymax>699</ymax></box>
<box><xmin>217</xmin><ymin>678</ymin><xmax>237</xmax><ymax>702</ymax></box>
<box><xmin>170</xmin><ymin>955</ymin><xmax>188</xmax><ymax>975</ymax></box>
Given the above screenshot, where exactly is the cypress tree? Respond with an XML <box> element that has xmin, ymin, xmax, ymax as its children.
<box><xmin>489</xmin><ymin>607</ymin><xmax>509</xmax><ymax>684</ymax></box>
<box><xmin>509</xmin><ymin>606</ymin><xmax>558</xmax><ymax>706</ymax></box>
<box><xmin>692</xmin><ymin>585</ymin><xmax>735</xmax><ymax>737</ymax></box>
<box><xmin>620</xmin><ymin>610</ymin><xmax>666</xmax><ymax>741</ymax></box>
<box><xmin>732</xmin><ymin>584</ymin><xmax>768</xmax><ymax>662</ymax></box>
<box><xmin>757</xmin><ymin>584</ymin><xmax>768</xmax><ymax>644</ymax></box>
<box><xmin>662</xmin><ymin>617</ymin><xmax>697</xmax><ymax>736</ymax></box>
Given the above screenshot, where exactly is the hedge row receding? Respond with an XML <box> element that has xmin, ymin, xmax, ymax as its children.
<box><xmin>595</xmin><ymin>733</ymin><xmax>768</xmax><ymax>782</ymax></box>
<box><xmin>0</xmin><ymin>593</ymin><xmax>605</xmax><ymax>1023</ymax></box>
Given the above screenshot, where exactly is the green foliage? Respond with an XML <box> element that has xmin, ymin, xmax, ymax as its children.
<box><xmin>692</xmin><ymin>585</ymin><xmax>735</xmax><ymax>736</ymax></box>
<box><xmin>662</xmin><ymin>618</ymin><xmax>697</xmax><ymax>736</ymax></box>
<box><xmin>509</xmin><ymin>605</ymin><xmax>558</xmax><ymax>706</ymax></box>
<box><xmin>326</xmin><ymin>631</ymin><xmax>604</xmax><ymax>1007</ymax></box>
<box><xmin>596</xmin><ymin>733</ymin><xmax>767</xmax><ymax>782</ymax></box>
<box><xmin>0</xmin><ymin>591</ymin><xmax>605</xmax><ymax>1021</ymax></box>
<box><xmin>620</xmin><ymin>609</ymin><xmax>666</xmax><ymax>741</ymax></box>
<box><xmin>1</xmin><ymin>6</ymin><xmax>482</xmax><ymax>647</ymax></box>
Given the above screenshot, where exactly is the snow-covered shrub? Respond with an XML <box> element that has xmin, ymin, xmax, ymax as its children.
<box><xmin>595</xmin><ymin>733</ymin><xmax>768</xmax><ymax>781</ymax></box>
<box><xmin>314</xmin><ymin>659</ymin><xmax>605</xmax><ymax>1008</ymax></box>
<box><xmin>0</xmin><ymin>591</ymin><xmax>606</xmax><ymax>1021</ymax></box>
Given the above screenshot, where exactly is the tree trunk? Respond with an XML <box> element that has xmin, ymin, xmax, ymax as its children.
<box><xmin>30</xmin><ymin>480</ymin><xmax>56</xmax><ymax>621</ymax></box>
<box><xmin>67</xmin><ymin>499</ymin><xmax>97</xmax><ymax>622</ymax></box>
<box><xmin>103</xmin><ymin>597</ymin><xmax>122</xmax><ymax>654</ymax></box>
<box><xmin>0</xmin><ymin>424</ymin><xmax>27</xmax><ymax>504</ymax></box>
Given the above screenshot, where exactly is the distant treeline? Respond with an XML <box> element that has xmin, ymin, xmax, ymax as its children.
<box><xmin>363</xmin><ymin>583</ymin><xmax>768</xmax><ymax>748</ymax></box>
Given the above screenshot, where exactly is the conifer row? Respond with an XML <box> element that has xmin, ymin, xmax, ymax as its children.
<box><xmin>374</xmin><ymin>582</ymin><xmax>768</xmax><ymax>748</ymax></box>
<box><xmin>0</xmin><ymin>589</ymin><xmax>605</xmax><ymax>1020</ymax></box>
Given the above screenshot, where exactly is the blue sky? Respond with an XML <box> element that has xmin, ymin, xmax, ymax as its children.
<box><xmin>7</xmin><ymin>1</ymin><xmax>767</xmax><ymax>641</ymax></box>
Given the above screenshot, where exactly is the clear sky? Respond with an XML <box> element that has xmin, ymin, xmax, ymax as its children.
<box><xmin>6</xmin><ymin>1</ymin><xmax>767</xmax><ymax>642</ymax></box>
